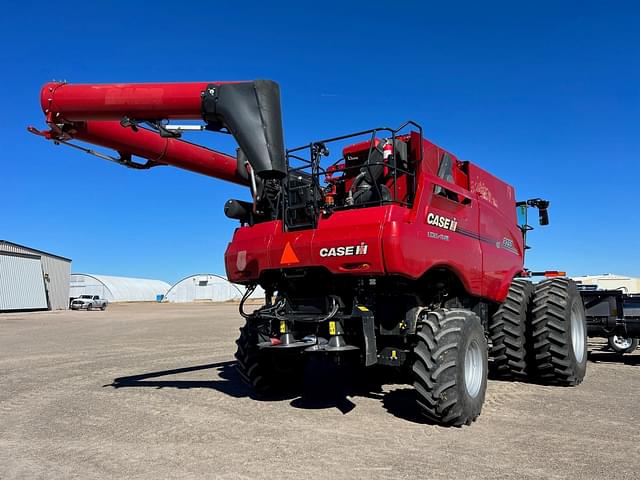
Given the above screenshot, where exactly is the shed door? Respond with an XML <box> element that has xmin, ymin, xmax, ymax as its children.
<box><xmin>0</xmin><ymin>254</ymin><xmax>48</xmax><ymax>311</ymax></box>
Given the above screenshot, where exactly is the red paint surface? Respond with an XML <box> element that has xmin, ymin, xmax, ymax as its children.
<box><xmin>41</xmin><ymin>81</ymin><xmax>246</xmax><ymax>121</ymax></box>
<box><xmin>226</xmin><ymin>136</ymin><xmax>524</xmax><ymax>303</ymax></box>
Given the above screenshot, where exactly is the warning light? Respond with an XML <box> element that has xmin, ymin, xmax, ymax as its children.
<box><xmin>544</xmin><ymin>271</ymin><xmax>567</xmax><ymax>278</ymax></box>
<box><xmin>526</xmin><ymin>270</ymin><xmax>568</xmax><ymax>278</ymax></box>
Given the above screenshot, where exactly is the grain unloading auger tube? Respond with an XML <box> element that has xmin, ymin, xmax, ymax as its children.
<box><xmin>28</xmin><ymin>80</ymin><xmax>287</xmax><ymax>183</ymax></box>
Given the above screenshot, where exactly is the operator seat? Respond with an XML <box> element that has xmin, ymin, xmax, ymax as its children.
<box><xmin>352</xmin><ymin>143</ymin><xmax>391</xmax><ymax>206</ymax></box>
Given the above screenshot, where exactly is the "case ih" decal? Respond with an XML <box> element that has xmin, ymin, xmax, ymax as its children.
<box><xmin>319</xmin><ymin>242</ymin><xmax>368</xmax><ymax>257</ymax></box>
<box><xmin>427</xmin><ymin>213</ymin><xmax>458</xmax><ymax>231</ymax></box>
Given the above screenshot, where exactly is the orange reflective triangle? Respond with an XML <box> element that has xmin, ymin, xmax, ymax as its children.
<box><xmin>280</xmin><ymin>242</ymin><xmax>300</xmax><ymax>264</ymax></box>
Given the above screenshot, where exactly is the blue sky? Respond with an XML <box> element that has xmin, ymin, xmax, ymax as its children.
<box><xmin>1</xmin><ymin>1</ymin><xmax>638</xmax><ymax>283</ymax></box>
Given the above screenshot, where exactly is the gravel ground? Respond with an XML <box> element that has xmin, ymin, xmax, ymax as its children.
<box><xmin>1</xmin><ymin>303</ymin><xmax>639</xmax><ymax>480</ymax></box>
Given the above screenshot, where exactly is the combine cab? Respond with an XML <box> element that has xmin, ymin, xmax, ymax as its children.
<box><xmin>31</xmin><ymin>79</ymin><xmax>588</xmax><ymax>426</ymax></box>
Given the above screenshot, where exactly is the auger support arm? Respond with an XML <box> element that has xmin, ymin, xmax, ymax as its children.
<box><xmin>75</xmin><ymin>121</ymin><xmax>246</xmax><ymax>184</ymax></box>
<box><xmin>28</xmin><ymin>120</ymin><xmax>248</xmax><ymax>185</ymax></box>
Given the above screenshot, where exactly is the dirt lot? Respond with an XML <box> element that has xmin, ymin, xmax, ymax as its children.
<box><xmin>1</xmin><ymin>303</ymin><xmax>639</xmax><ymax>479</ymax></box>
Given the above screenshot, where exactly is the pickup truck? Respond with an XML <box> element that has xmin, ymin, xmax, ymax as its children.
<box><xmin>70</xmin><ymin>295</ymin><xmax>108</xmax><ymax>311</ymax></box>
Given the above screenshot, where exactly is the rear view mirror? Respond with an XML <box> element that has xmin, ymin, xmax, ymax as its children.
<box><xmin>516</xmin><ymin>198</ymin><xmax>550</xmax><ymax>228</ymax></box>
<box><xmin>516</xmin><ymin>204</ymin><xmax>528</xmax><ymax>228</ymax></box>
<box><xmin>536</xmin><ymin>199</ymin><xmax>550</xmax><ymax>225</ymax></box>
<box><xmin>538</xmin><ymin>206</ymin><xmax>549</xmax><ymax>226</ymax></box>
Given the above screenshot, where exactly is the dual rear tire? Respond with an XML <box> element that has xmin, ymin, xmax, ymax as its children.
<box><xmin>488</xmin><ymin>277</ymin><xmax>587</xmax><ymax>385</ymax></box>
<box><xmin>410</xmin><ymin>278</ymin><xmax>588</xmax><ymax>427</ymax></box>
<box><xmin>489</xmin><ymin>279</ymin><xmax>533</xmax><ymax>379</ymax></box>
<box><xmin>530</xmin><ymin>278</ymin><xmax>587</xmax><ymax>385</ymax></box>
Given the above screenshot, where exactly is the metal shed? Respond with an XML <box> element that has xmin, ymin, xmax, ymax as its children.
<box><xmin>0</xmin><ymin>252</ymin><xmax>49</xmax><ymax>311</ymax></box>
<box><xmin>164</xmin><ymin>274</ymin><xmax>264</xmax><ymax>303</ymax></box>
<box><xmin>0</xmin><ymin>240</ymin><xmax>72</xmax><ymax>311</ymax></box>
<box><xmin>70</xmin><ymin>274</ymin><xmax>171</xmax><ymax>302</ymax></box>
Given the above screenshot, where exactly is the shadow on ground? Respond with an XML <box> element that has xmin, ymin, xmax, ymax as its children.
<box><xmin>107</xmin><ymin>358</ymin><xmax>435</xmax><ymax>422</ymax></box>
<box><xmin>107</xmin><ymin>348</ymin><xmax>638</xmax><ymax>424</ymax></box>
<box><xmin>108</xmin><ymin>361</ymin><xmax>254</xmax><ymax>398</ymax></box>
<box><xmin>588</xmin><ymin>351</ymin><xmax>640</xmax><ymax>365</ymax></box>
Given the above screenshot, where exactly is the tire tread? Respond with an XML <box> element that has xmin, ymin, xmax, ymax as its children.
<box><xmin>529</xmin><ymin>278</ymin><xmax>586</xmax><ymax>385</ymax></box>
<box><xmin>412</xmin><ymin>309</ymin><xmax>486</xmax><ymax>427</ymax></box>
<box><xmin>488</xmin><ymin>279</ymin><xmax>534</xmax><ymax>378</ymax></box>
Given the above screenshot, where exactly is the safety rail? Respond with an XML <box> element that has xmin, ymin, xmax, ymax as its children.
<box><xmin>283</xmin><ymin>121</ymin><xmax>423</xmax><ymax>230</ymax></box>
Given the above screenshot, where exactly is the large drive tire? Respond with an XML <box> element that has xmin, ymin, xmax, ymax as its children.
<box><xmin>489</xmin><ymin>279</ymin><xmax>534</xmax><ymax>378</ymax></box>
<box><xmin>607</xmin><ymin>335</ymin><xmax>639</xmax><ymax>354</ymax></box>
<box><xmin>530</xmin><ymin>278</ymin><xmax>587</xmax><ymax>385</ymax></box>
<box><xmin>412</xmin><ymin>309</ymin><xmax>488</xmax><ymax>427</ymax></box>
<box><xmin>234</xmin><ymin>321</ymin><xmax>275</xmax><ymax>394</ymax></box>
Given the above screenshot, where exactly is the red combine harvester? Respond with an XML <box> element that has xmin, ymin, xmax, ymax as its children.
<box><xmin>31</xmin><ymin>80</ymin><xmax>588</xmax><ymax>426</ymax></box>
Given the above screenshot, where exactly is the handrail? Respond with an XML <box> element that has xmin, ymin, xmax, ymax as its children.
<box><xmin>283</xmin><ymin>122</ymin><xmax>423</xmax><ymax>230</ymax></box>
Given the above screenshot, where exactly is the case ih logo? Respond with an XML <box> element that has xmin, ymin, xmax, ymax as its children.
<box><xmin>319</xmin><ymin>242</ymin><xmax>369</xmax><ymax>257</ymax></box>
<box><xmin>427</xmin><ymin>213</ymin><xmax>458</xmax><ymax>232</ymax></box>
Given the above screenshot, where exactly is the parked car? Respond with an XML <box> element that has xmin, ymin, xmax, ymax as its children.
<box><xmin>70</xmin><ymin>295</ymin><xmax>108</xmax><ymax>311</ymax></box>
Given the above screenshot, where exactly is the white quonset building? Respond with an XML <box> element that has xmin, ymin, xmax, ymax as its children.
<box><xmin>573</xmin><ymin>273</ymin><xmax>640</xmax><ymax>294</ymax></box>
<box><xmin>70</xmin><ymin>274</ymin><xmax>171</xmax><ymax>302</ymax></box>
<box><xmin>0</xmin><ymin>240</ymin><xmax>71</xmax><ymax>312</ymax></box>
<box><xmin>164</xmin><ymin>274</ymin><xmax>264</xmax><ymax>303</ymax></box>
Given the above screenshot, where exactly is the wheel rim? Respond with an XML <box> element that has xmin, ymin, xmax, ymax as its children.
<box><xmin>570</xmin><ymin>303</ymin><xmax>586</xmax><ymax>363</ymax></box>
<box><xmin>464</xmin><ymin>339</ymin><xmax>483</xmax><ymax>398</ymax></box>
<box><xmin>612</xmin><ymin>335</ymin><xmax>633</xmax><ymax>349</ymax></box>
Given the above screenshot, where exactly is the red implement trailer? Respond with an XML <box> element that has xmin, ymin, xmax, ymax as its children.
<box><xmin>31</xmin><ymin>79</ymin><xmax>588</xmax><ymax>426</ymax></box>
